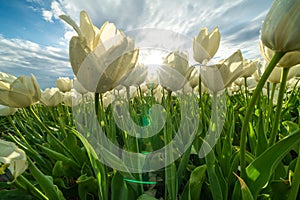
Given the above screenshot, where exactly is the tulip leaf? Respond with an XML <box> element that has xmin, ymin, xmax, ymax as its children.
<box><xmin>246</xmin><ymin>128</ymin><xmax>300</xmax><ymax>198</ymax></box>
<box><xmin>28</xmin><ymin>159</ymin><xmax>65</xmax><ymax>200</ymax></box>
<box><xmin>77</xmin><ymin>174</ymin><xmax>98</xmax><ymax>200</ymax></box>
<box><xmin>234</xmin><ymin>172</ymin><xmax>254</xmax><ymax>200</ymax></box>
<box><xmin>111</xmin><ymin>172</ymin><xmax>137</xmax><ymax>200</ymax></box>
<box><xmin>181</xmin><ymin>164</ymin><xmax>207</xmax><ymax>200</ymax></box>
<box><xmin>137</xmin><ymin>194</ymin><xmax>158</xmax><ymax>200</ymax></box>
<box><xmin>37</xmin><ymin>144</ymin><xmax>80</xmax><ymax>169</ymax></box>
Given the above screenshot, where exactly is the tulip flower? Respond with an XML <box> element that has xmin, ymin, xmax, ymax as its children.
<box><xmin>0</xmin><ymin>74</ymin><xmax>41</xmax><ymax>108</ymax></box>
<box><xmin>200</xmin><ymin>50</ymin><xmax>244</xmax><ymax>93</ymax></box>
<box><xmin>40</xmin><ymin>88</ymin><xmax>63</xmax><ymax>107</ymax></box>
<box><xmin>241</xmin><ymin>58</ymin><xmax>261</xmax><ymax>78</ymax></box>
<box><xmin>193</xmin><ymin>27</ymin><xmax>221</xmax><ymax>64</ymax></box>
<box><xmin>260</xmin><ymin>41</ymin><xmax>300</xmax><ymax>68</ymax></box>
<box><xmin>74</xmin><ymin>77</ymin><xmax>88</xmax><ymax>94</ymax></box>
<box><xmin>56</xmin><ymin>77</ymin><xmax>73</xmax><ymax>92</ymax></box>
<box><xmin>0</xmin><ymin>104</ymin><xmax>17</xmax><ymax>116</ymax></box>
<box><xmin>119</xmin><ymin>63</ymin><xmax>148</xmax><ymax>87</ymax></box>
<box><xmin>261</xmin><ymin>0</ymin><xmax>300</xmax><ymax>52</ymax></box>
<box><xmin>0</xmin><ymin>72</ymin><xmax>17</xmax><ymax>83</ymax></box>
<box><xmin>267</xmin><ymin>64</ymin><xmax>300</xmax><ymax>84</ymax></box>
<box><xmin>62</xmin><ymin>89</ymin><xmax>82</xmax><ymax>107</ymax></box>
<box><xmin>158</xmin><ymin>51</ymin><xmax>193</xmax><ymax>91</ymax></box>
<box><xmin>60</xmin><ymin>11</ymin><xmax>139</xmax><ymax>93</ymax></box>
<box><xmin>0</xmin><ymin>139</ymin><xmax>27</xmax><ymax>179</ymax></box>
<box><xmin>188</xmin><ymin>67</ymin><xmax>199</xmax><ymax>89</ymax></box>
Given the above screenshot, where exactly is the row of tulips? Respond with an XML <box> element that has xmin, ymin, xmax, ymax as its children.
<box><xmin>1</xmin><ymin>0</ymin><xmax>300</xmax><ymax>199</ymax></box>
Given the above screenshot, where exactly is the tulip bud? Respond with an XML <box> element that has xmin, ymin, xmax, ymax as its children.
<box><xmin>241</xmin><ymin>58</ymin><xmax>261</xmax><ymax>78</ymax></box>
<box><xmin>200</xmin><ymin>50</ymin><xmax>244</xmax><ymax>93</ymax></box>
<box><xmin>119</xmin><ymin>64</ymin><xmax>148</xmax><ymax>87</ymax></box>
<box><xmin>193</xmin><ymin>27</ymin><xmax>221</xmax><ymax>64</ymax></box>
<box><xmin>261</xmin><ymin>0</ymin><xmax>300</xmax><ymax>52</ymax></box>
<box><xmin>0</xmin><ymin>139</ymin><xmax>27</xmax><ymax>179</ymax></box>
<box><xmin>266</xmin><ymin>64</ymin><xmax>298</xmax><ymax>84</ymax></box>
<box><xmin>62</xmin><ymin>90</ymin><xmax>82</xmax><ymax>107</ymax></box>
<box><xmin>260</xmin><ymin>41</ymin><xmax>300</xmax><ymax>68</ymax></box>
<box><xmin>74</xmin><ymin>78</ymin><xmax>88</xmax><ymax>94</ymax></box>
<box><xmin>158</xmin><ymin>51</ymin><xmax>193</xmax><ymax>91</ymax></box>
<box><xmin>40</xmin><ymin>88</ymin><xmax>63</xmax><ymax>107</ymax></box>
<box><xmin>0</xmin><ymin>74</ymin><xmax>41</xmax><ymax>108</ymax></box>
<box><xmin>56</xmin><ymin>77</ymin><xmax>73</xmax><ymax>92</ymax></box>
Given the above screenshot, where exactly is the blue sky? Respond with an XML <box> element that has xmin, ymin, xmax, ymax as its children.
<box><xmin>0</xmin><ymin>0</ymin><xmax>273</xmax><ymax>89</ymax></box>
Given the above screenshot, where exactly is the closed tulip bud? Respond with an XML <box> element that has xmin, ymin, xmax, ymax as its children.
<box><xmin>40</xmin><ymin>88</ymin><xmax>63</xmax><ymax>107</ymax></box>
<box><xmin>0</xmin><ymin>139</ymin><xmax>27</xmax><ymax>179</ymax></box>
<box><xmin>193</xmin><ymin>27</ymin><xmax>221</xmax><ymax>64</ymax></box>
<box><xmin>56</xmin><ymin>77</ymin><xmax>73</xmax><ymax>92</ymax></box>
<box><xmin>0</xmin><ymin>104</ymin><xmax>17</xmax><ymax>116</ymax></box>
<box><xmin>62</xmin><ymin>90</ymin><xmax>82</xmax><ymax>107</ymax></box>
<box><xmin>158</xmin><ymin>51</ymin><xmax>193</xmax><ymax>91</ymax></box>
<box><xmin>261</xmin><ymin>0</ymin><xmax>300</xmax><ymax>52</ymax></box>
<box><xmin>0</xmin><ymin>74</ymin><xmax>41</xmax><ymax>108</ymax></box>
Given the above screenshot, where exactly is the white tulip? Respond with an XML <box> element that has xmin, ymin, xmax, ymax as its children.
<box><xmin>193</xmin><ymin>27</ymin><xmax>221</xmax><ymax>64</ymax></box>
<box><xmin>0</xmin><ymin>104</ymin><xmax>17</xmax><ymax>116</ymax></box>
<box><xmin>0</xmin><ymin>139</ymin><xmax>27</xmax><ymax>179</ymax></box>
<box><xmin>40</xmin><ymin>88</ymin><xmax>63</xmax><ymax>107</ymax></box>
<box><xmin>261</xmin><ymin>0</ymin><xmax>300</xmax><ymax>52</ymax></box>
<box><xmin>56</xmin><ymin>77</ymin><xmax>73</xmax><ymax>92</ymax></box>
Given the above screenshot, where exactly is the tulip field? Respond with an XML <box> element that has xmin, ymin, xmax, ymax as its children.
<box><xmin>1</xmin><ymin>0</ymin><xmax>300</xmax><ymax>199</ymax></box>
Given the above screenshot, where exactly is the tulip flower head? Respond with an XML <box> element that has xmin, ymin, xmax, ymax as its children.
<box><xmin>260</xmin><ymin>41</ymin><xmax>300</xmax><ymax>68</ymax></box>
<box><xmin>41</xmin><ymin>88</ymin><xmax>63</xmax><ymax>107</ymax></box>
<box><xmin>200</xmin><ymin>50</ymin><xmax>244</xmax><ymax>93</ymax></box>
<box><xmin>60</xmin><ymin>11</ymin><xmax>139</xmax><ymax>94</ymax></box>
<box><xmin>0</xmin><ymin>104</ymin><xmax>17</xmax><ymax>116</ymax></box>
<box><xmin>119</xmin><ymin>63</ymin><xmax>148</xmax><ymax>87</ymax></box>
<box><xmin>0</xmin><ymin>139</ymin><xmax>27</xmax><ymax>180</ymax></box>
<box><xmin>241</xmin><ymin>58</ymin><xmax>261</xmax><ymax>78</ymax></box>
<box><xmin>63</xmin><ymin>89</ymin><xmax>82</xmax><ymax>107</ymax></box>
<box><xmin>193</xmin><ymin>27</ymin><xmax>221</xmax><ymax>64</ymax></box>
<box><xmin>261</xmin><ymin>0</ymin><xmax>300</xmax><ymax>52</ymax></box>
<box><xmin>267</xmin><ymin>64</ymin><xmax>300</xmax><ymax>84</ymax></box>
<box><xmin>0</xmin><ymin>73</ymin><xmax>41</xmax><ymax>108</ymax></box>
<box><xmin>56</xmin><ymin>77</ymin><xmax>73</xmax><ymax>92</ymax></box>
<box><xmin>158</xmin><ymin>51</ymin><xmax>194</xmax><ymax>91</ymax></box>
<box><xmin>73</xmin><ymin>77</ymin><xmax>88</xmax><ymax>94</ymax></box>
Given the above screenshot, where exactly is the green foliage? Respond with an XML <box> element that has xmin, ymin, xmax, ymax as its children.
<box><xmin>0</xmin><ymin>79</ymin><xmax>299</xmax><ymax>199</ymax></box>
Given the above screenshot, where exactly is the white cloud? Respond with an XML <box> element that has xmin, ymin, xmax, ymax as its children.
<box><xmin>1</xmin><ymin>0</ymin><xmax>274</xmax><ymax>88</ymax></box>
<box><xmin>0</xmin><ymin>35</ymin><xmax>72</xmax><ymax>88</ymax></box>
<box><xmin>50</xmin><ymin>0</ymin><xmax>272</xmax><ymax>60</ymax></box>
<box><xmin>42</xmin><ymin>10</ymin><xmax>53</xmax><ymax>22</ymax></box>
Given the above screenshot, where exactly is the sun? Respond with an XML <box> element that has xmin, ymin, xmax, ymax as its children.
<box><xmin>137</xmin><ymin>48</ymin><xmax>167</xmax><ymax>77</ymax></box>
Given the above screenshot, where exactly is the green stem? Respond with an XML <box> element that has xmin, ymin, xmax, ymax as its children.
<box><xmin>164</xmin><ymin>90</ymin><xmax>177</xmax><ymax>200</ymax></box>
<box><xmin>95</xmin><ymin>93</ymin><xmax>100</xmax><ymax>122</ymax></box>
<box><xmin>268</xmin><ymin>67</ymin><xmax>290</xmax><ymax>146</ymax></box>
<box><xmin>288</xmin><ymin>144</ymin><xmax>300</xmax><ymax>200</ymax></box>
<box><xmin>244</xmin><ymin>77</ymin><xmax>248</xmax><ymax>104</ymax></box>
<box><xmin>205</xmin><ymin>92</ymin><xmax>223</xmax><ymax>200</ymax></box>
<box><xmin>240</xmin><ymin>51</ymin><xmax>285</xmax><ymax>179</ymax></box>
